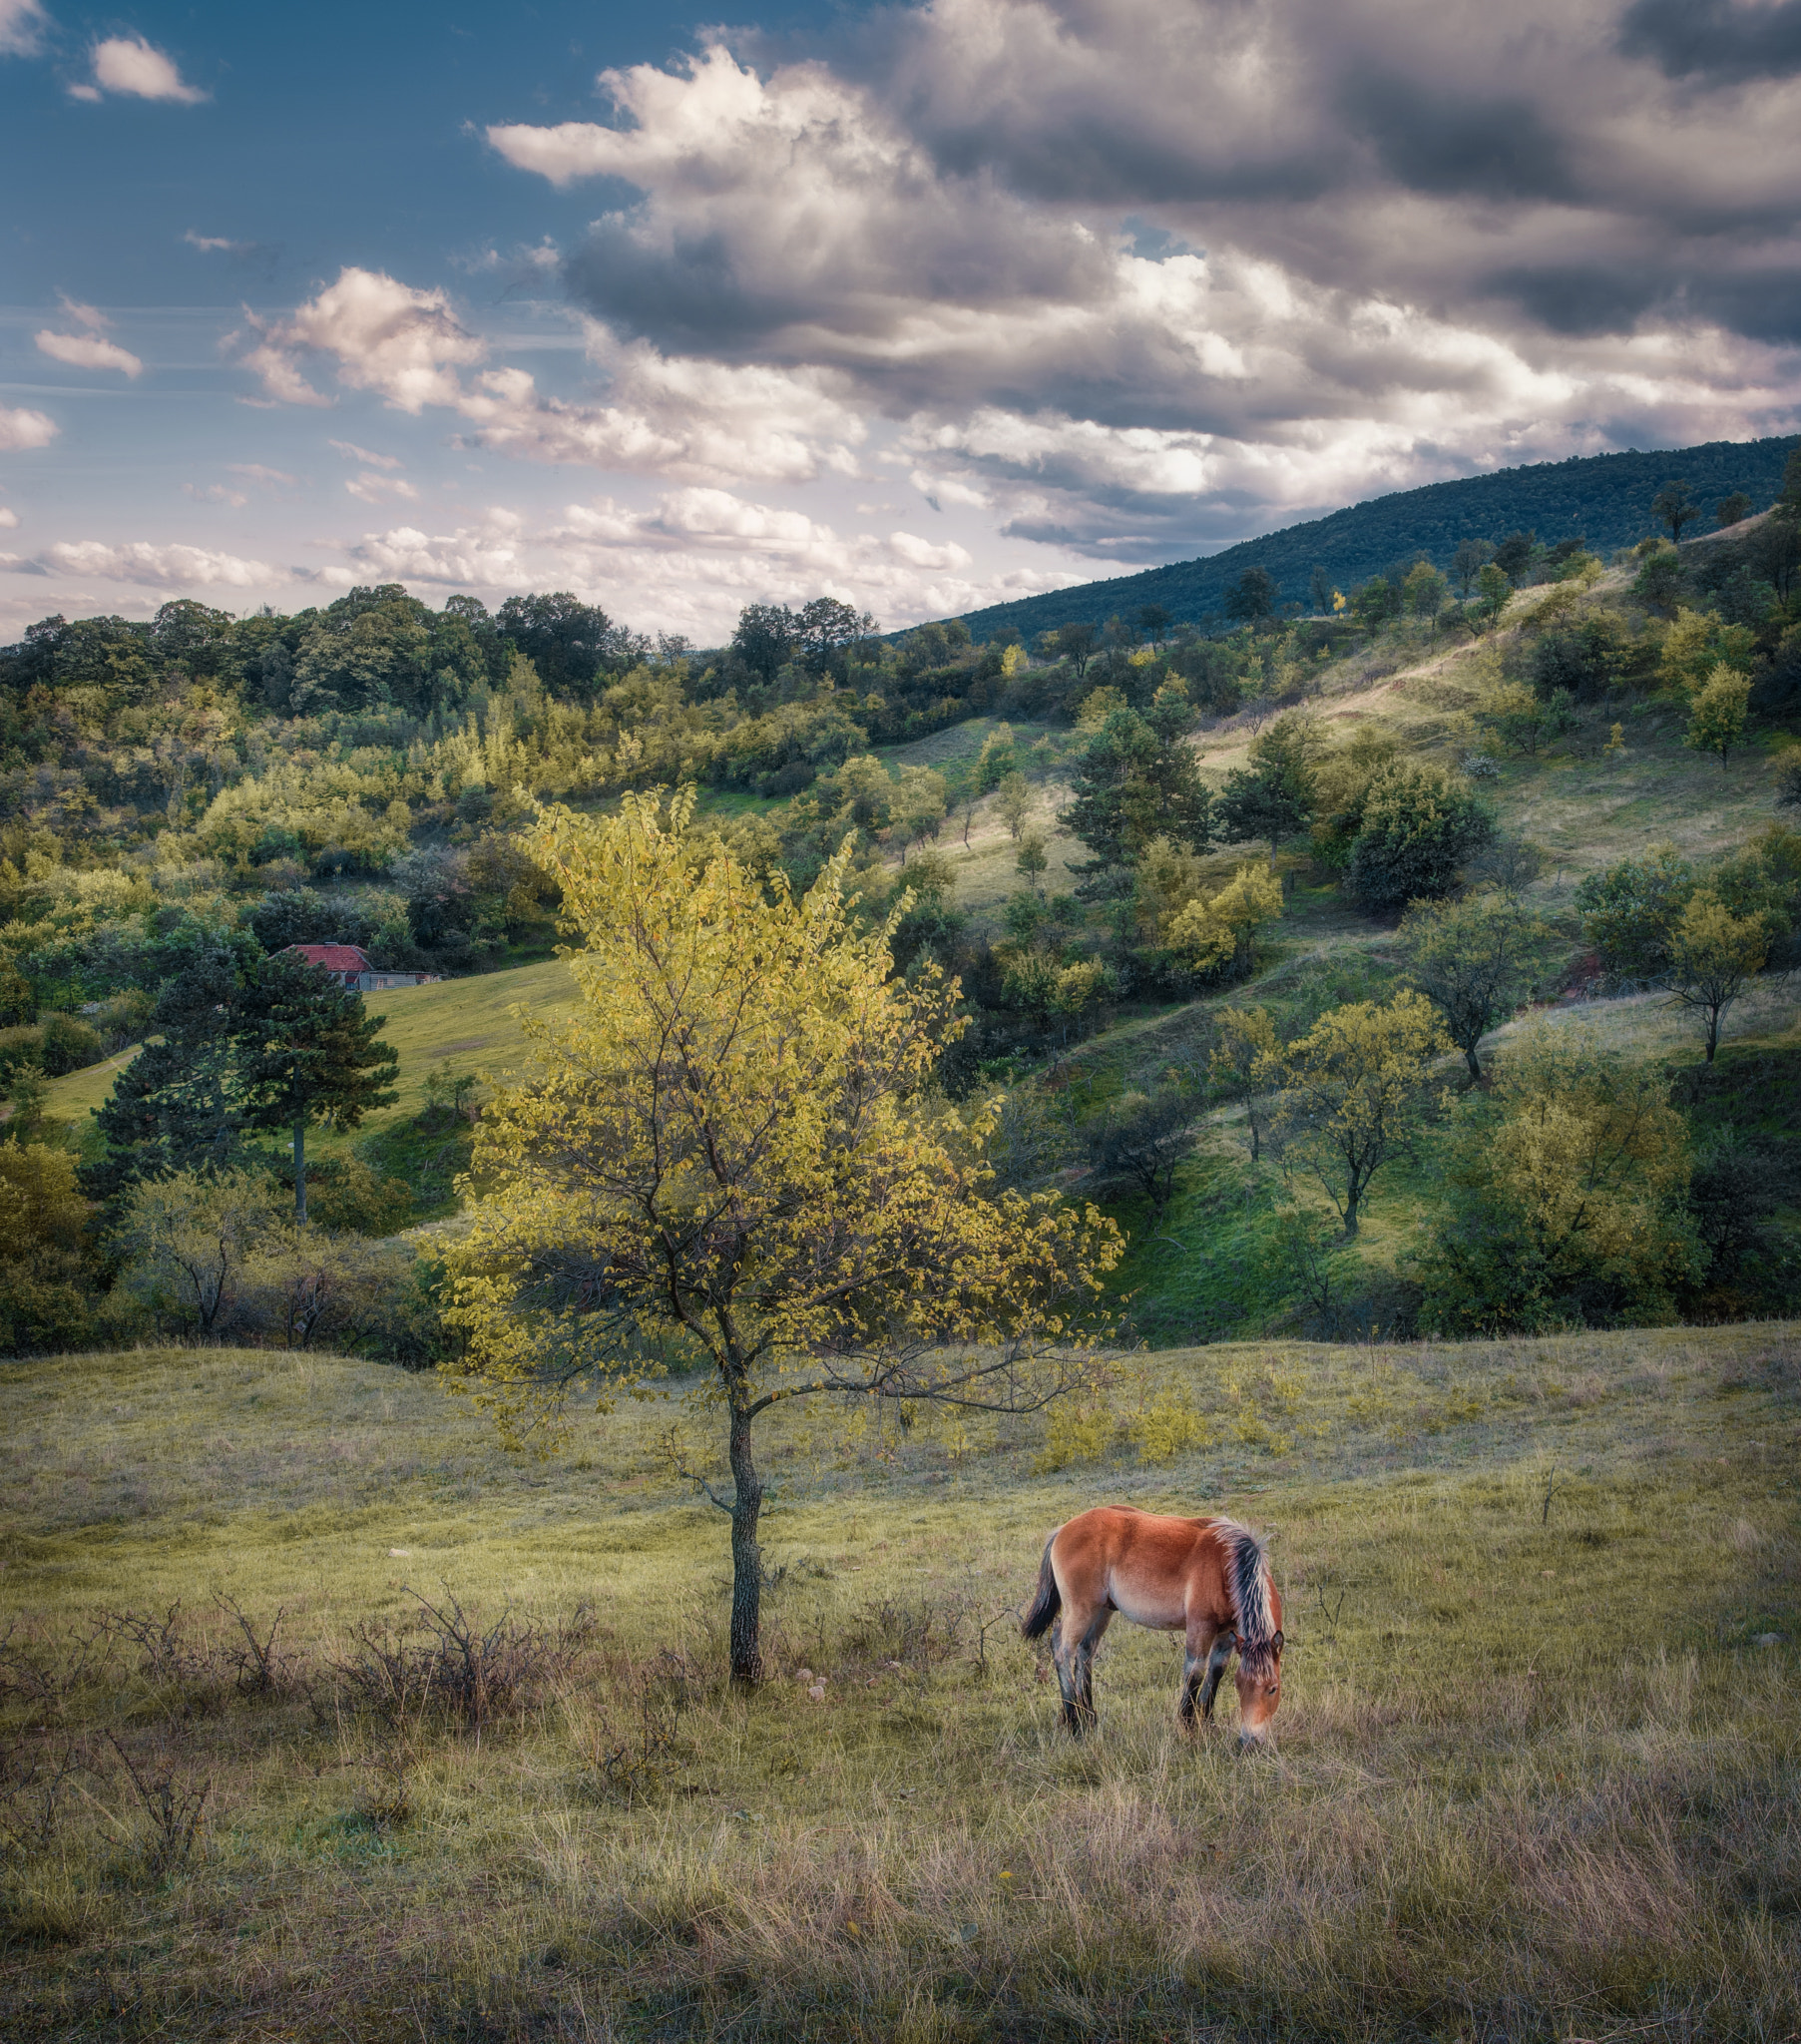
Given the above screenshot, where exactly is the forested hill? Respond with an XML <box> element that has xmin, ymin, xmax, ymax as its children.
<box><xmin>955</xmin><ymin>433</ymin><xmax>1801</xmax><ymax>641</ymax></box>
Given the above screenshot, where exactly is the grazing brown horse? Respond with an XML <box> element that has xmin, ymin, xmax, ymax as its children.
<box><xmin>1022</xmin><ymin>1506</ymin><xmax>1284</xmax><ymax>1745</ymax></box>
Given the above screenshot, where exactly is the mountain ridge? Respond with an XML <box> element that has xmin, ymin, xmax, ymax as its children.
<box><xmin>944</xmin><ymin>433</ymin><xmax>1800</xmax><ymax>643</ymax></box>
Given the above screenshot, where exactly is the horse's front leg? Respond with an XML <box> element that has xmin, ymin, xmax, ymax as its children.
<box><xmin>1182</xmin><ymin>1627</ymin><xmax>1233</xmax><ymax>1726</ymax></box>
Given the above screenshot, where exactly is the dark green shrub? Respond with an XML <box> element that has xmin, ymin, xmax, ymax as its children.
<box><xmin>1347</xmin><ymin>762</ymin><xmax>1495</xmax><ymax>913</ymax></box>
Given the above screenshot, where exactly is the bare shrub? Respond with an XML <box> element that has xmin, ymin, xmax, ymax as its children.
<box><xmin>332</xmin><ymin>1589</ymin><xmax>596</xmax><ymax>1732</ymax></box>
<box><xmin>105</xmin><ymin>1732</ymin><xmax>211</xmax><ymax>1875</ymax></box>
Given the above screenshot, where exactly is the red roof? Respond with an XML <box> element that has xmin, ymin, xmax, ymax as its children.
<box><xmin>283</xmin><ymin>943</ymin><xmax>372</xmax><ymax>974</ymax></box>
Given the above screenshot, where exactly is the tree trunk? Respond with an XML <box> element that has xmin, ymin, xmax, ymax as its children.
<box><xmin>726</xmin><ymin>1400</ymin><xmax>764</xmax><ymax>1689</ymax></box>
<box><xmin>1465</xmin><ymin>1043</ymin><xmax>1483</xmax><ymax>1081</ymax></box>
<box><xmin>293</xmin><ymin>1115</ymin><xmax>307</xmax><ymax>1225</ymax></box>
<box><xmin>1704</xmin><ymin>1012</ymin><xmax>1718</xmax><ymax>1063</ymax></box>
<box><xmin>1342</xmin><ymin>1193</ymin><xmax>1359</xmax><ymax>1238</ymax></box>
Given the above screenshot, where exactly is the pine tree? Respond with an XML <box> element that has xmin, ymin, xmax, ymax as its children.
<box><xmin>235</xmin><ymin>955</ymin><xmax>399</xmax><ymax>1222</ymax></box>
<box><xmin>81</xmin><ymin>943</ymin><xmax>247</xmax><ymax>1202</ymax></box>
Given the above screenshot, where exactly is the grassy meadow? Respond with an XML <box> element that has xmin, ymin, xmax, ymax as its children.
<box><xmin>2</xmin><ymin>1320</ymin><xmax>1798</xmax><ymax>2041</ymax></box>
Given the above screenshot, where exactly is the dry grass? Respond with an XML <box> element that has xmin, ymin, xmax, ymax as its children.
<box><xmin>2</xmin><ymin>1322</ymin><xmax>1797</xmax><ymax>2040</ymax></box>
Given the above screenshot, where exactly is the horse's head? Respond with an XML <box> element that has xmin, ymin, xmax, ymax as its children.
<box><xmin>1232</xmin><ymin>1629</ymin><xmax>1284</xmax><ymax>1747</ymax></box>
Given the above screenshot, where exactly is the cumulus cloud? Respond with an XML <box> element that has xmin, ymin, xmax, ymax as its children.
<box><xmin>473</xmin><ymin>2</ymin><xmax>1801</xmax><ymax>557</ymax></box>
<box><xmin>0</xmin><ymin>407</ymin><xmax>58</xmax><ymax>452</ymax></box>
<box><xmin>6</xmin><ymin>541</ymin><xmax>272</xmax><ymax>588</ymax></box>
<box><xmin>0</xmin><ymin>0</ymin><xmax>47</xmax><ymax>60</ymax></box>
<box><xmin>36</xmin><ymin>329</ymin><xmax>144</xmax><ymax>377</ymax></box>
<box><xmin>80</xmin><ymin>35</ymin><xmax>208</xmax><ymax>104</ymax></box>
<box><xmin>243</xmin><ymin>267</ymin><xmax>868</xmax><ymax>483</ymax></box>
<box><xmin>0</xmin><ymin>507</ymin><xmax>19</xmax><ymax>530</ymax></box>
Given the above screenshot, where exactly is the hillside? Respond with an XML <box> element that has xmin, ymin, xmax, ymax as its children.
<box><xmin>0</xmin><ymin>1323</ymin><xmax>1794</xmax><ymax>2039</ymax></box>
<box><xmin>951</xmin><ymin>432</ymin><xmax>1799</xmax><ymax>640</ymax></box>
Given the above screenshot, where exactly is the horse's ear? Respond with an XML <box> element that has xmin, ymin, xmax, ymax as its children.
<box><xmin>1272</xmin><ymin>1629</ymin><xmax>1285</xmax><ymax>1654</ymax></box>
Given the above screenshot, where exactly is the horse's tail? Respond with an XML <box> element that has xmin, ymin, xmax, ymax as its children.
<box><xmin>1021</xmin><ymin>1534</ymin><xmax>1062</xmax><ymax>1640</ymax></box>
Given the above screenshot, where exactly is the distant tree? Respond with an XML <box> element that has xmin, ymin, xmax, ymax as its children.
<box><xmin>1308</xmin><ymin>565</ymin><xmax>1334</xmax><ymax>614</ymax></box>
<box><xmin>235</xmin><ymin>956</ymin><xmax>399</xmax><ymax>1224</ymax></box>
<box><xmin>1017</xmin><ymin>827</ymin><xmax>1050</xmax><ymax>891</ymax></box>
<box><xmin>1343</xmin><ymin>577</ymin><xmax>1389</xmax><ymax>631</ymax></box>
<box><xmin>1403</xmin><ymin>560</ymin><xmax>1450</xmax><ymax>616</ymax></box>
<box><xmin>1683</xmin><ymin>664</ymin><xmax>1752</xmax><ymax>768</ymax></box>
<box><xmin>1452</xmin><ymin>537</ymin><xmax>1495</xmax><ymax>598</ymax></box>
<box><xmin>795</xmin><ymin>598</ymin><xmax>874</xmax><ymax>676</ymax></box>
<box><xmin>1166</xmin><ymin>864</ymin><xmax>1284</xmax><ymax>976</ymax></box>
<box><xmin>891</xmin><ymin>766</ymin><xmax>949</xmax><ymax>860</ymax></box>
<box><xmin>1779</xmin><ymin>756</ymin><xmax>1801</xmax><ymax>812</ymax></box>
<box><xmin>1398</xmin><ymin>893</ymin><xmax>1543</xmax><ymax>1081</ymax></box>
<box><xmin>1045</xmin><ymin>621</ymin><xmax>1099</xmax><ymax>681</ymax></box>
<box><xmin>996</xmin><ymin>771</ymin><xmax>1035</xmax><ymax>842</ymax></box>
<box><xmin>1276</xmin><ymin>990</ymin><xmax>1447</xmax><ymax>1237</ymax></box>
<box><xmin>1652</xmin><ymin>479</ymin><xmax>1700</xmax><ymax>543</ymax></box>
<box><xmin>1214</xmin><ymin>711</ymin><xmax>1325</xmax><ymax>858</ymax></box>
<box><xmin>976</xmin><ymin>724</ymin><xmax>1019</xmax><ymax>793</ymax></box>
<box><xmin>1576</xmin><ymin>842</ymin><xmax>1697</xmax><ymax>983</ymax></box>
<box><xmin>1415</xmin><ymin>1022</ymin><xmax>1695</xmax><ymax>1333</ymax></box>
<box><xmin>1715</xmin><ymin>491</ymin><xmax>1753</xmax><ymax>530</ymax></box>
<box><xmin>1347</xmin><ymin>762</ymin><xmax>1496</xmax><ymax>912</ymax></box>
<box><xmin>1145</xmin><ymin>676</ymin><xmax>1194</xmax><ymax>744</ymax></box>
<box><xmin>1492</xmin><ymin>530</ymin><xmax>1538</xmax><ymax>585</ymax></box>
<box><xmin>1631</xmin><ymin>545</ymin><xmax>1686</xmax><ymax>616</ymax></box>
<box><xmin>731</xmin><ymin>603</ymin><xmax>798</xmax><ymax>684</ymax></box>
<box><xmin>1085</xmin><ymin>1088</ymin><xmax>1194</xmax><ymax>1216</ymax></box>
<box><xmin>1664</xmin><ymin>891</ymin><xmax>1767</xmax><ymax>1062</ymax></box>
<box><xmin>1208</xmin><ymin>1005</ymin><xmax>1280</xmax><ymax>1162</ymax></box>
<box><xmin>117</xmin><ymin>1167</ymin><xmax>284</xmax><ymax>1337</ymax></box>
<box><xmin>494</xmin><ymin>593</ymin><xmax>626</xmax><ymax>701</ymax></box>
<box><xmin>1223</xmin><ymin>566</ymin><xmax>1279</xmax><ymax>625</ymax></box>
<box><xmin>1135</xmin><ymin>603</ymin><xmax>1172</xmax><ymax>647</ymax></box>
<box><xmin>1470</xmin><ymin>560</ymin><xmax>1514</xmax><ymax>631</ymax></box>
<box><xmin>1062</xmin><ymin>708</ymin><xmax>1212</xmax><ymax>893</ymax></box>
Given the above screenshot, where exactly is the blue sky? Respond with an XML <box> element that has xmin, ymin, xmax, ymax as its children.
<box><xmin>3</xmin><ymin>0</ymin><xmax>1799</xmax><ymax>643</ymax></box>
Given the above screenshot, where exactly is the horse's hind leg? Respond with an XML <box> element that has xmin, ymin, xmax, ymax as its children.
<box><xmin>1054</xmin><ymin>1602</ymin><xmax>1111</xmax><ymax>1736</ymax></box>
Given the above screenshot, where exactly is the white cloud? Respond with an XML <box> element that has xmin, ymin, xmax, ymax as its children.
<box><xmin>0</xmin><ymin>407</ymin><xmax>58</xmax><ymax>451</ymax></box>
<box><xmin>345</xmin><ymin>473</ymin><xmax>420</xmax><ymax>505</ymax></box>
<box><xmin>225</xmin><ymin>463</ymin><xmax>295</xmax><ymax>486</ymax></box>
<box><xmin>35</xmin><ymin>329</ymin><xmax>144</xmax><ymax>378</ymax></box>
<box><xmin>244</xmin><ymin>268</ymin><xmax>484</xmax><ymax>413</ymax></box>
<box><xmin>323</xmin><ymin>508</ymin><xmax>529</xmax><ymax>589</ymax></box>
<box><xmin>85</xmin><ymin>35</ymin><xmax>208</xmax><ymax>104</ymax></box>
<box><xmin>0</xmin><ymin>0</ymin><xmax>47</xmax><ymax>60</ymax></box>
<box><xmin>185</xmin><ymin>231</ymin><xmax>251</xmax><ymax>255</ymax></box>
<box><xmin>244</xmin><ymin>267</ymin><xmax>868</xmax><ymax>485</ymax></box>
<box><xmin>184</xmin><ymin>483</ymin><xmax>247</xmax><ymax>508</ymax></box>
<box><xmin>57</xmin><ymin>295</ymin><xmax>109</xmax><ymax>332</ymax></box>
<box><xmin>0</xmin><ymin>507</ymin><xmax>18</xmax><ymax>530</ymax></box>
<box><xmin>8</xmin><ymin>541</ymin><xmax>273</xmax><ymax>588</ymax></box>
<box><xmin>328</xmin><ymin>438</ymin><xmax>404</xmax><ymax>470</ymax></box>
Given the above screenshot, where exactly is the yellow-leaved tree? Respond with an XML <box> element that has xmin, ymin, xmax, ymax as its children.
<box><xmin>1664</xmin><ymin>889</ymin><xmax>1768</xmax><ymax>1061</ymax></box>
<box><xmin>1166</xmin><ymin>864</ymin><xmax>1284</xmax><ymax>975</ymax></box>
<box><xmin>440</xmin><ymin>789</ymin><xmax>1123</xmax><ymax>1685</ymax></box>
<box><xmin>1415</xmin><ymin>1021</ymin><xmax>1696</xmax><ymax>1332</ymax></box>
<box><xmin>1275</xmin><ymin>989</ymin><xmax>1448</xmax><ymax>1236</ymax></box>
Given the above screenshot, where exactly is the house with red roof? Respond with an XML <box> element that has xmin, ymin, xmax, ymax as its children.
<box><xmin>278</xmin><ymin>944</ymin><xmax>440</xmax><ymax>992</ymax></box>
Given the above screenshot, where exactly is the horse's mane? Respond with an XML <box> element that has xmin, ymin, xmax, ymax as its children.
<box><xmin>1212</xmin><ymin>1517</ymin><xmax>1278</xmax><ymax>1670</ymax></box>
